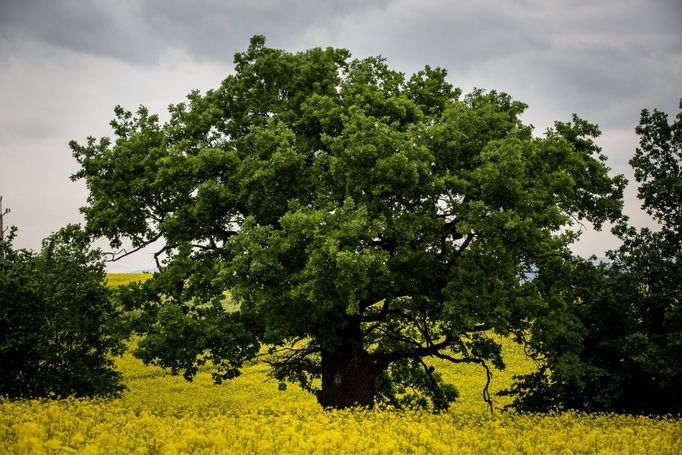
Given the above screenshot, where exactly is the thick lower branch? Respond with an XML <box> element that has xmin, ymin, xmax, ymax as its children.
<box><xmin>371</xmin><ymin>335</ymin><xmax>452</xmax><ymax>369</ymax></box>
<box><xmin>360</xmin><ymin>299</ymin><xmax>390</xmax><ymax>322</ymax></box>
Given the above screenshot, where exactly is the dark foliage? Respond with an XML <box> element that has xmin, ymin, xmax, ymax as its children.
<box><xmin>0</xmin><ymin>225</ymin><xmax>125</xmax><ymax>398</ymax></box>
<box><xmin>504</xmin><ymin>100</ymin><xmax>682</xmax><ymax>414</ymax></box>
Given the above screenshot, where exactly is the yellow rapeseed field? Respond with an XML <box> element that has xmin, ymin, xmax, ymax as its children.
<box><xmin>105</xmin><ymin>273</ymin><xmax>153</xmax><ymax>287</ymax></box>
<box><xmin>1</xmin><ymin>274</ymin><xmax>680</xmax><ymax>454</ymax></box>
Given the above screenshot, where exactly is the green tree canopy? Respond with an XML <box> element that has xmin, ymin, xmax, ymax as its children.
<box><xmin>72</xmin><ymin>36</ymin><xmax>624</xmax><ymax>409</ymax></box>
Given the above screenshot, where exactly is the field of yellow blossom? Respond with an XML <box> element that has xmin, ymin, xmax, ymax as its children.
<box><xmin>105</xmin><ymin>273</ymin><xmax>153</xmax><ymax>287</ymax></box>
<box><xmin>1</xmin><ymin>274</ymin><xmax>680</xmax><ymax>453</ymax></box>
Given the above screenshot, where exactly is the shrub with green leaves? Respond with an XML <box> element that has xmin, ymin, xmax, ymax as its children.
<box><xmin>505</xmin><ymin>101</ymin><xmax>682</xmax><ymax>414</ymax></box>
<box><xmin>0</xmin><ymin>225</ymin><xmax>125</xmax><ymax>398</ymax></box>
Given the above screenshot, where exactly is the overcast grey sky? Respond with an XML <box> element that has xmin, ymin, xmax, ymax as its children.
<box><xmin>1</xmin><ymin>0</ymin><xmax>680</xmax><ymax>271</ymax></box>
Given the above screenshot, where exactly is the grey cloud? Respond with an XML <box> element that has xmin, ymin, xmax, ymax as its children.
<box><xmin>301</xmin><ymin>0</ymin><xmax>554</xmax><ymax>74</ymax></box>
<box><xmin>0</xmin><ymin>1</ymin><xmax>163</xmax><ymax>62</ymax></box>
<box><xmin>295</xmin><ymin>0</ymin><xmax>680</xmax><ymax>131</ymax></box>
<box><xmin>2</xmin><ymin>1</ymin><xmax>679</xmax><ymax>96</ymax></box>
<box><xmin>0</xmin><ymin>0</ymin><xmax>391</xmax><ymax>64</ymax></box>
<box><xmin>535</xmin><ymin>44</ymin><xmax>678</xmax><ymax>130</ymax></box>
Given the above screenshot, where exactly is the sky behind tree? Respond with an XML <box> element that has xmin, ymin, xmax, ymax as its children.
<box><xmin>1</xmin><ymin>0</ymin><xmax>680</xmax><ymax>271</ymax></box>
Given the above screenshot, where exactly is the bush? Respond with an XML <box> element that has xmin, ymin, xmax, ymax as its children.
<box><xmin>0</xmin><ymin>225</ymin><xmax>125</xmax><ymax>398</ymax></box>
<box><xmin>503</xmin><ymin>256</ymin><xmax>682</xmax><ymax>414</ymax></box>
<box><xmin>504</xmin><ymin>101</ymin><xmax>682</xmax><ymax>414</ymax></box>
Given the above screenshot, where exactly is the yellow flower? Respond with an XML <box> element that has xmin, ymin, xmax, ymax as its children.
<box><xmin>1</xmin><ymin>334</ymin><xmax>681</xmax><ymax>454</ymax></box>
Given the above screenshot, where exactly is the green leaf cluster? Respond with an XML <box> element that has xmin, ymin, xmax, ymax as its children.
<box><xmin>0</xmin><ymin>226</ymin><xmax>125</xmax><ymax>398</ymax></box>
<box><xmin>505</xmin><ymin>101</ymin><xmax>682</xmax><ymax>414</ymax></box>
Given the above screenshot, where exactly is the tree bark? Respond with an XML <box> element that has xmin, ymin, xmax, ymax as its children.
<box><xmin>316</xmin><ymin>320</ymin><xmax>377</xmax><ymax>409</ymax></box>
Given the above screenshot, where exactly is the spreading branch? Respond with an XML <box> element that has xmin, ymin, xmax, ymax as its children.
<box><xmin>103</xmin><ymin>232</ymin><xmax>163</xmax><ymax>263</ymax></box>
<box><xmin>443</xmin><ymin>233</ymin><xmax>475</xmax><ymax>270</ymax></box>
<box><xmin>435</xmin><ymin>351</ymin><xmax>494</xmax><ymax>414</ymax></box>
<box><xmin>360</xmin><ymin>299</ymin><xmax>390</xmax><ymax>322</ymax></box>
<box><xmin>371</xmin><ymin>335</ymin><xmax>452</xmax><ymax>369</ymax></box>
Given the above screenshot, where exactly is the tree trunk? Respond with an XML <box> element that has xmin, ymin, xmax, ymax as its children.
<box><xmin>316</xmin><ymin>320</ymin><xmax>376</xmax><ymax>409</ymax></box>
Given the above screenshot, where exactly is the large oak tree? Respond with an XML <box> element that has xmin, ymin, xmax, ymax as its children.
<box><xmin>72</xmin><ymin>36</ymin><xmax>624</xmax><ymax>409</ymax></box>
